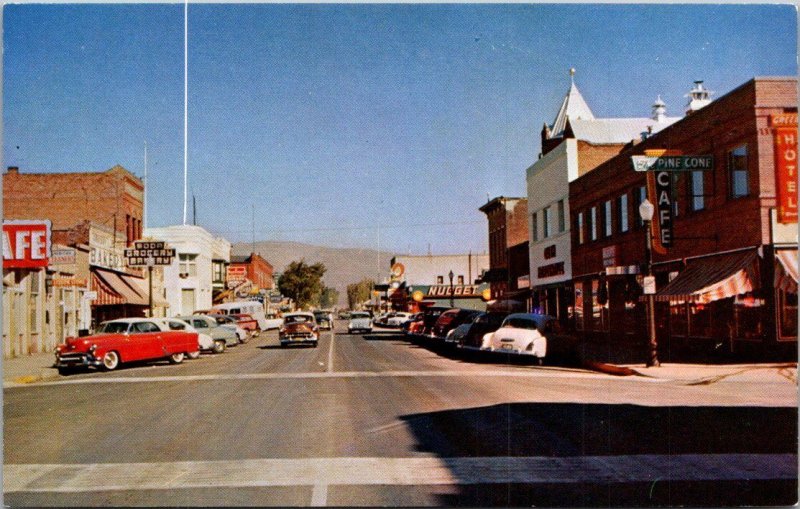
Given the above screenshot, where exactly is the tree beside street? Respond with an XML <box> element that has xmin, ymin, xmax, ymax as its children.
<box><xmin>347</xmin><ymin>278</ymin><xmax>375</xmax><ymax>309</ymax></box>
<box><xmin>319</xmin><ymin>287</ymin><xmax>340</xmax><ymax>309</ymax></box>
<box><xmin>277</xmin><ymin>260</ymin><xmax>326</xmax><ymax>310</ymax></box>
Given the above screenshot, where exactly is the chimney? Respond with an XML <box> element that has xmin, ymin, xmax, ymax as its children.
<box><xmin>6</xmin><ymin>166</ymin><xmax>19</xmax><ymax>174</ymax></box>
<box><xmin>651</xmin><ymin>95</ymin><xmax>667</xmax><ymax>122</ymax></box>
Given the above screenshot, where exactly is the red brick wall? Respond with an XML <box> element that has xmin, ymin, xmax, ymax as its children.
<box><xmin>232</xmin><ymin>254</ymin><xmax>275</xmax><ymax>290</ymax></box>
<box><xmin>3</xmin><ymin>166</ymin><xmax>143</xmax><ymax>243</ymax></box>
<box><xmin>577</xmin><ymin>141</ymin><xmax>627</xmax><ymax>176</ymax></box>
<box><xmin>506</xmin><ymin>199</ymin><xmax>529</xmax><ymax>248</ymax></box>
<box><xmin>570</xmin><ymin>78</ymin><xmax>797</xmax><ymax>278</ymax></box>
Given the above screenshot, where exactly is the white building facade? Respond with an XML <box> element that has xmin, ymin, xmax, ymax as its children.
<box><xmin>144</xmin><ymin>225</ymin><xmax>231</xmax><ymax>315</ymax></box>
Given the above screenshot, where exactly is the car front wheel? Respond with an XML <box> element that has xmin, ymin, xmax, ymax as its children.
<box><xmin>187</xmin><ymin>350</ymin><xmax>201</xmax><ymax>360</ymax></box>
<box><xmin>213</xmin><ymin>340</ymin><xmax>226</xmax><ymax>354</ymax></box>
<box><xmin>102</xmin><ymin>351</ymin><xmax>120</xmax><ymax>371</ymax></box>
<box><xmin>169</xmin><ymin>352</ymin><xmax>185</xmax><ymax>364</ymax></box>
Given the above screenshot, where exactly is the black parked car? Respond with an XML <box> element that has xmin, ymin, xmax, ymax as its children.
<box><xmin>457</xmin><ymin>311</ymin><xmax>510</xmax><ymax>350</ymax></box>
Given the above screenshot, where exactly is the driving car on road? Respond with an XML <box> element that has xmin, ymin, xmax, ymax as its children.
<box><xmin>348</xmin><ymin>312</ymin><xmax>373</xmax><ymax>334</ymax></box>
<box><xmin>279</xmin><ymin>312</ymin><xmax>319</xmax><ymax>347</ymax></box>
<box><xmin>314</xmin><ymin>310</ymin><xmax>334</xmax><ymax>330</ymax></box>
<box><xmin>55</xmin><ymin>318</ymin><xmax>199</xmax><ymax>374</ymax></box>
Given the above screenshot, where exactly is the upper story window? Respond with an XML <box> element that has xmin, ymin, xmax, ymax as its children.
<box><xmin>457</xmin><ymin>275</ymin><xmax>464</xmax><ymax>285</ymax></box>
<box><xmin>531</xmin><ymin>212</ymin><xmax>538</xmax><ymax>242</ymax></box>
<box><xmin>604</xmin><ymin>200</ymin><xmax>613</xmax><ymax>237</ymax></box>
<box><xmin>589</xmin><ymin>207</ymin><xmax>597</xmax><ymax>241</ymax></box>
<box><xmin>212</xmin><ymin>262</ymin><xmax>225</xmax><ymax>283</ymax></box>
<box><xmin>179</xmin><ymin>253</ymin><xmax>198</xmax><ymax>277</ymax></box>
<box><xmin>618</xmin><ymin>194</ymin><xmax>629</xmax><ymax>233</ymax></box>
<box><xmin>436</xmin><ymin>275</ymin><xmax>444</xmax><ymax>284</ymax></box>
<box><xmin>542</xmin><ymin>207</ymin><xmax>551</xmax><ymax>238</ymax></box>
<box><xmin>577</xmin><ymin>212</ymin><xmax>584</xmax><ymax>245</ymax></box>
<box><xmin>557</xmin><ymin>200</ymin><xmax>566</xmax><ymax>232</ymax></box>
<box><xmin>690</xmin><ymin>171</ymin><xmax>705</xmax><ymax>211</ymax></box>
<box><xmin>728</xmin><ymin>144</ymin><xmax>749</xmax><ymax>198</ymax></box>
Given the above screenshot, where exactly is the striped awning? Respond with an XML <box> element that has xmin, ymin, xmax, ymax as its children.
<box><xmin>91</xmin><ymin>268</ymin><xmax>164</xmax><ymax>307</ymax></box>
<box><xmin>775</xmin><ymin>249</ymin><xmax>798</xmax><ymax>294</ymax></box>
<box><xmin>655</xmin><ymin>250</ymin><xmax>759</xmax><ymax>304</ymax></box>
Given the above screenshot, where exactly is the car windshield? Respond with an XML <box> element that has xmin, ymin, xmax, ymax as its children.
<box><xmin>314</xmin><ymin>312</ymin><xmax>327</xmax><ymax>319</ymax></box>
<box><xmin>502</xmin><ymin>317</ymin><xmax>538</xmax><ymax>330</ymax></box>
<box><xmin>98</xmin><ymin>322</ymin><xmax>130</xmax><ymax>334</ymax></box>
<box><xmin>351</xmin><ymin>313</ymin><xmax>369</xmax><ymax>319</ymax></box>
<box><xmin>285</xmin><ymin>315</ymin><xmax>312</xmax><ymax>324</ymax></box>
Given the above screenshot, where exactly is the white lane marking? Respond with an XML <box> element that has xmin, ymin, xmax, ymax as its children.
<box><xmin>327</xmin><ymin>331</ymin><xmax>334</xmax><ymax>373</ymax></box>
<box><xmin>310</xmin><ymin>483</ymin><xmax>328</xmax><ymax>506</ymax></box>
<box><xmin>3</xmin><ymin>369</ymin><xmax>667</xmax><ymax>389</ymax></box>
<box><xmin>5</xmin><ymin>454</ymin><xmax>795</xmax><ymax>493</ymax></box>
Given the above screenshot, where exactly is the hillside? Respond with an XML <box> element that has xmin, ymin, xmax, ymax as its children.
<box><xmin>231</xmin><ymin>241</ymin><xmax>394</xmax><ymax>306</ymax></box>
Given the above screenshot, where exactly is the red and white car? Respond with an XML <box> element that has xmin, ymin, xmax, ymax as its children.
<box><xmin>54</xmin><ymin>318</ymin><xmax>199</xmax><ymax>374</ymax></box>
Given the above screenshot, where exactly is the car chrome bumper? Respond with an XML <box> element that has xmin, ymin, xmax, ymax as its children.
<box><xmin>55</xmin><ymin>352</ymin><xmax>101</xmax><ymax>368</ymax></box>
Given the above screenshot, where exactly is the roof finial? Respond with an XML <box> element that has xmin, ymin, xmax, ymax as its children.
<box><xmin>569</xmin><ymin>67</ymin><xmax>576</xmax><ymax>85</ymax></box>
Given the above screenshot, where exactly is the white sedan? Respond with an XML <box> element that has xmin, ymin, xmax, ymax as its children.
<box><xmin>156</xmin><ymin>318</ymin><xmax>214</xmax><ymax>359</ymax></box>
<box><xmin>348</xmin><ymin>312</ymin><xmax>373</xmax><ymax>334</ymax></box>
<box><xmin>385</xmin><ymin>312</ymin><xmax>413</xmax><ymax>327</ymax></box>
<box><xmin>482</xmin><ymin>313</ymin><xmax>552</xmax><ymax>363</ymax></box>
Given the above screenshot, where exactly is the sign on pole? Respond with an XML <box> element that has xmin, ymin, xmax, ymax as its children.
<box><xmin>124</xmin><ymin>241</ymin><xmax>175</xmax><ymax>267</ymax></box>
<box><xmin>632</xmin><ymin>155</ymin><xmax>714</xmax><ymax>172</ymax></box>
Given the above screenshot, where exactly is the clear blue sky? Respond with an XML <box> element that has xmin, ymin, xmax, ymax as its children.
<box><xmin>4</xmin><ymin>4</ymin><xmax>797</xmax><ymax>255</ymax></box>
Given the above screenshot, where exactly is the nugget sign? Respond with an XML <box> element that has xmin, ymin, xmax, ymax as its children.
<box><xmin>3</xmin><ymin>220</ymin><xmax>51</xmax><ymax>268</ymax></box>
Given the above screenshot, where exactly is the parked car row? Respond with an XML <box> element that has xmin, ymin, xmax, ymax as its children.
<box><xmin>401</xmin><ymin>307</ymin><xmax>579</xmax><ymax>365</ymax></box>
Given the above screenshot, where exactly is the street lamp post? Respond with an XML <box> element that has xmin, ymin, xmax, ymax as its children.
<box><xmin>448</xmin><ymin>270</ymin><xmax>454</xmax><ymax>308</ymax></box>
<box><xmin>638</xmin><ymin>198</ymin><xmax>660</xmax><ymax>367</ymax></box>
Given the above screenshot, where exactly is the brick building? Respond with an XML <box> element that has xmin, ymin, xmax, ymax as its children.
<box><xmin>228</xmin><ymin>252</ymin><xmax>275</xmax><ymax>297</ymax></box>
<box><xmin>569</xmin><ymin>77</ymin><xmax>797</xmax><ymax>359</ymax></box>
<box><xmin>479</xmin><ymin>196</ymin><xmax>530</xmax><ymax>307</ymax></box>
<box><xmin>4</xmin><ymin>165</ymin><xmax>144</xmax><ymax>247</ymax></box>
<box><xmin>527</xmin><ymin>72</ymin><xmax>679</xmax><ymax>324</ymax></box>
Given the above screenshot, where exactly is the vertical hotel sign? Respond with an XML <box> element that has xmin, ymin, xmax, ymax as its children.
<box><xmin>772</xmin><ymin>114</ymin><xmax>798</xmax><ymax>223</ymax></box>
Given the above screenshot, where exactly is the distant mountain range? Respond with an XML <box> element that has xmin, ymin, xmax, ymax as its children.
<box><xmin>231</xmin><ymin>241</ymin><xmax>394</xmax><ymax>306</ymax></box>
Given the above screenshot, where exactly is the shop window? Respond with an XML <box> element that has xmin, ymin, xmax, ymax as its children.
<box><xmin>589</xmin><ymin>207</ymin><xmax>597</xmax><ymax>241</ymax></box>
<box><xmin>557</xmin><ymin>200</ymin><xmax>566</xmax><ymax>233</ymax></box>
<box><xmin>179</xmin><ymin>254</ymin><xmax>198</xmax><ymax>277</ymax></box>
<box><xmin>728</xmin><ymin>144</ymin><xmax>749</xmax><ymax>198</ymax></box>
<box><xmin>531</xmin><ymin>213</ymin><xmax>538</xmax><ymax>242</ymax></box>
<box><xmin>543</xmin><ymin>207</ymin><xmax>551</xmax><ymax>238</ymax></box>
<box><xmin>688</xmin><ymin>302</ymin><xmax>715</xmax><ymax>338</ymax></box>
<box><xmin>591</xmin><ymin>279</ymin><xmax>609</xmax><ymax>331</ymax></box>
<box><xmin>604</xmin><ymin>200</ymin><xmax>613</xmax><ymax>237</ymax></box>
<box><xmin>778</xmin><ymin>289</ymin><xmax>798</xmax><ymax>340</ymax></box>
<box><xmin>733</xmin><ymin>292</ymin><xmax>764</xmax><ymax>340</ymax></box>
<box><xmin>669</xmin><ymin>301</ymin><xmax>688</xmax><ymax>338</ymax></box>
<box><xmin>576</xmin><ymin>212</ymin><xmax>584</xmax><ymax>245</ymax></box>
<box><xmin>690</xmin><ymin>171</ymin><xmax>705</xmax><ymax>211</ymax></box>
<box><xmin>573</xmin><ymin>284</ymin><xmax>584</xmax><ymax>331</ymax></box>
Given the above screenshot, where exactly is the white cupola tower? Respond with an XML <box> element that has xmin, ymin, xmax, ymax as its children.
<box><xmin>651</xmin><ymin>95</ymin><xmax>667</xmax><ymax>122</ymax></box>
<box><xmin>685</xmin><ymin>80</ymin><xmax>713</xmax><ymax>114</ymax></box>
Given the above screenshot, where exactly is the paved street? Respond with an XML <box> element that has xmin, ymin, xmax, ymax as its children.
<box><xmin>4</xmin><ymin>323</ymin><xmax>797</xmax><ymax>507</ymax></box>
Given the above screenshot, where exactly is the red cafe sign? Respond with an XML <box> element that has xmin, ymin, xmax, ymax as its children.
<box><xmin>3</xmin><ymin>220</ymin><xmax>51</xmax><ymax>269</ymax></box>
<box><xmin>772</xmin><ymin>114</ymin><xmax>798</xmax><ymax>224</ymax></box>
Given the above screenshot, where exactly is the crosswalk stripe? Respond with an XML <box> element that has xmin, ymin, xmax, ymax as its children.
<box><xmin>5</xmin><ymin>454</ymin><xmax>796</xmax><ymax>493</ymax></box>
<box><xmin>3</xmin><ymin>369</ymin><xmax>666</xmax><ymax>389</ymax></box>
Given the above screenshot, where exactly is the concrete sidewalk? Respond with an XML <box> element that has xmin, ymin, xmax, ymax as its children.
<box><xmin>2</xmin><ymin>351</ymin><xmax>60</xmax><ymax>385</ymax></box>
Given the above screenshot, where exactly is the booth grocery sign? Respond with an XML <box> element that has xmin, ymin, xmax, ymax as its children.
<box><xmin>2</xmin><ymin>220</ymin><xmax>51</xmax><ymax>269</ymax></box>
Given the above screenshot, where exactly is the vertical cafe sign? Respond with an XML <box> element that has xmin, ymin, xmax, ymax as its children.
<box><xmin>2</xmin><ymin>220</ymin><xmax>52</xmax><ymax>268</ymax></box>
<box><xmin>772</xmin><ymin>114</ymin><xmax>798</xmax><ymax>224</ymax></box>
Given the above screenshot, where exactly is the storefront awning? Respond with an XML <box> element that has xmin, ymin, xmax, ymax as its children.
<box><xmin>92</xmin><ymin>268</ymin><xmax>167</xmax><ymax>307</ymax></box>
<box><xmin>775</xmin><ymin>249</ymin><xmax>798</xmax><ymax>294</ymax></box>
<box><xmin>124</xmin><ymin>275</ymin><xmax>169</xmax><ymax>307</ymax></box>
<box><xmin>655</xmin><ymin>250</ymin><xmax>759</xmax><ymax>304</ymax></box>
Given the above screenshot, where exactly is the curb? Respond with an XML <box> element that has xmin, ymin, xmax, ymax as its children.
<box><xmin>581</xmin><ymin>360</ymin><xmax>639</xmax><ymax>377</ymax></box>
